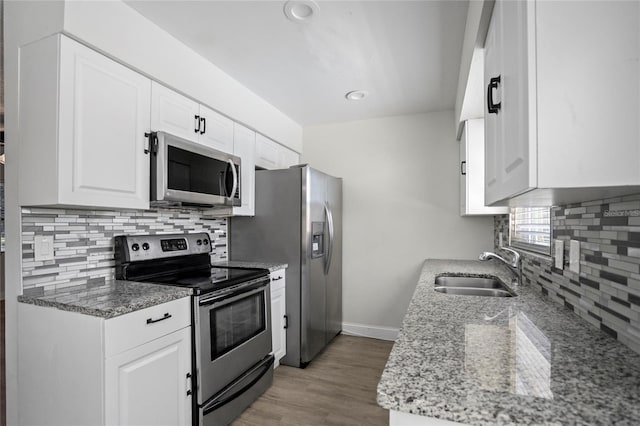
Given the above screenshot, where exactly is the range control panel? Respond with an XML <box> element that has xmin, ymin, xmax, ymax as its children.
<box><xmin>115</xmin><ymin>232</ymin><xmax>212</xmax><ymax>263</ymax></box>
<box><xmin>161</xmin><ymin>238</ymin><xmax>188</xmax><ymax>252</ymax></box>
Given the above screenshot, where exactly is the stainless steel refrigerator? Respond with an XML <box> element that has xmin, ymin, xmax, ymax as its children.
<box><xmin>230</xmin><ymin>165</ymin><xmax>342</xmax><ymax>368</ymax></box>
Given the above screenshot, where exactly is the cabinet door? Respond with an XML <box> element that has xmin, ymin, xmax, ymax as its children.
<box><xmin>484</xmin><ymin>0</ymin><xmax>533</xmax><ymax>204</ymax></box>
<box><xmin>199</xmin><ymin>105</ymin><xmax>234</xmax><ymax>153</ymax></box>
<box><xmin>57</xmin><ymin>36</ymin><xmax>151</xmax><ymax>209</ymax></box>
<box><xmin>498</xmin><ymin>0</ymin><xmax>533</xmax><ymax>199</ymax></box>
<box><xmin>270</xmin><ymin>270</ymin><xmax>287</xmax><ymax>367</ymax></box>
<box><xmin>460</xmin><ymin>130</ymin><xmax>467</xmax><ymax>216</ymax></box>
<box><xmin>463</xmin><ymin>120</ymin><xmax>509</xmax><ymax>215</ymax></box>
<box><xmin>279</xmin><ymin>146</ymin><xmax>300</xmax><ymax>169</ymax></box>
<box><xmin>255</xmin><ymin>134</ymin><xmax>280</xmax><ymax>169</ymax></box>
<box><xmin>484</xmin><ymin>1</ymin><xmax>502</xmax><ymax>205</ymax></box>
<box><xmin>151</xmin><ymin>82</ymin><xmax>200</xmax><ymax>143</ymax></box>
<box><xmin>233</xmin><ymin>124</ymin><xmax>256</xmax><ymax>216</ymax></box>
<box><xmin>105</xmin><ymin>327</ymin><xmax>192</xmax><ymax>426</ymax></box>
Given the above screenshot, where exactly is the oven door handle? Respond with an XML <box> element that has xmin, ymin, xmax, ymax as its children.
<box><xmin>198</xmin><ymin>279</ymin><xmax>269</xmax><ymax>307</ymax></box>
<box><xmin>202</xmin><ymin>354</ymin><xmax>274</xmax><ymax>415</ymax></box>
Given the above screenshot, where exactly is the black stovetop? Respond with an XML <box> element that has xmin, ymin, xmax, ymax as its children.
<box><xmin>146</xmin><ymin>266</ymin><xmax>269</xmax><ymax>295</ymax></box>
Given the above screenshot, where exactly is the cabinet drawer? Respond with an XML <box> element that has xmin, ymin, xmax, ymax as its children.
<box><xmin>270</xmin><ymin>269</ymin><xmax>286</xmax><ymax>292</ymax></box>
<box><xmin>105</xmin><ymin>297</ymin><xmax>191</xmax><ymax>357</ymax></box>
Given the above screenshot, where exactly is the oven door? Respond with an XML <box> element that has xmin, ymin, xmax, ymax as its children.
<box><xmin>196</xmin><ymin>277</ymin><xmax>272</xmax><ymax>401</ymax></box>
<box><xmin>151</xmin><ymin>131</ymin><xmax>241</xmax><ymax>207</ymax></box>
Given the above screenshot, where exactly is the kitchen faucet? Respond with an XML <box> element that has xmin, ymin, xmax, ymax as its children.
<box><xmin>479</xmin><ymin>247</ymin><xmax>522</xmax><ymax>285</ymax></box>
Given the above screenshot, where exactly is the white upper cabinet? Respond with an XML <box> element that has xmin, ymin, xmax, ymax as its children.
<box><xmin>233</xmin><ymin>123</ymin><xmax>256</xmax><ymax>216</ymax></box>
<box><xmin>255</xmin><ymin>133</ymin><xmax>280</xmax><ymax>169</ymax></box>
<box><xmin>484</xmin><ymin>0</ymin><xmax>534</xmax><ymax>205</ymax></box>
<box><xmin>199</xmin><ymin>104</ymin><xmax>235</xmax><ymax>154</ymax></box>
<box><xmin>151</xmin><ymin>82</ymin><xmax>234</xmax><ymax>154</ymax></box>
<box><xmin>19</xmin><ymin>34</ymin><xmax>151</xmax><ymax>210</ymax></box>
<box><xmin>484</xmin><ymin>0</ymin><xmax>640</xmax><ymax>206</ymax></box>
<box><xmin>150</xmin><ymin>83</ymin><xmax>200</xmax><ymax>142</ymax></box>
<box><xmin>460</xmin><ymin>119</ymin><xmax>509</xmax><ymax>216</ymax></box>
<box><xmin>279</xmin><ymin>145</ymin><xmax>300</xmax><ymax>169</ymax></box>
<box><xmin>256</xmin><ymin>133</ymin><xmax>300</xmax><ymax>170</ymax></box>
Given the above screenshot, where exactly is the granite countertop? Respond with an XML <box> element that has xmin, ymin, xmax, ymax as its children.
<box><xmin>18</xmin><ymin>281</ymin><xmax>191</xmax><ymax>319</ymax></box>
<box><xmin>212</xmin><ymin>260</ymin><xmax>288</xmax><ymax>273</ymax></box>
<box><xmin>377</xmin><ymin>259</ymin><xmax>640</xmax><ymax>425</ymax></box>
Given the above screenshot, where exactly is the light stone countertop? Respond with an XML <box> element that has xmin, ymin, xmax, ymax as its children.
<box><xmin>376</xmin><ymin>259</ymin><xmax>640</xmax><ymax>425</ymax></box>
<box><xmin>18</xmin><ymin>280</ymin><xmax>191</xmax><ymax>319</ymax></box>
<box><xmin>18</xmin><ymin>261</ymin><xmax>287</xmax><ymax>319</ymax></box>
<box><xmin>212</xmin><ymin>260</ymin><xmax>288</xmax><ymax>273</ymax></box>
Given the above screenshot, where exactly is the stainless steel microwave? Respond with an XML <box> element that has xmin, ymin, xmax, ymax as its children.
<box><xmin>149</xmin><ymin>131</ymin><xmax>241</xmax><ymax>207</ymax></box>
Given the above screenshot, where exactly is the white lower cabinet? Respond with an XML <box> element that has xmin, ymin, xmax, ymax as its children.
<box><xmin>270</xmin><ymin>269</ymin><xmax>287</xmax><ymax>367</ymax></box>
<box><xmin>18</xmin><ymin>297</ymin><xmax>192</xmax><ymax>426</ymax></box>
<box><xmin>105</xmin><ymin>327</ymin><xmax>191</xmax><ymax>426</ymax></box>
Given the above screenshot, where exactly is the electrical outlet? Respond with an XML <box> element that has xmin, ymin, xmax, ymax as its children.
<box><xmin>570</xmin><ymin>240</ymin><xmax>580</xmax><ymax>274</ymax></box>
<box><xmin>34</xmin><ymin>235</ymin><xmax>55</xmax><ymax>261</ymax></box>
<box><xmin>554</xmin><ymin>240</ymin><xmax>564</xmax><ymax>269</ymax></box>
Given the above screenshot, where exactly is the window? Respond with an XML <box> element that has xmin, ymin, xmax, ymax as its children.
<box><xmin>509</xmin><ymin>207</ymin><xmax>551</xmax><ymax>255</ymax></box>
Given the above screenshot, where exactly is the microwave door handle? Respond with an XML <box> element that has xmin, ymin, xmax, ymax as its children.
<box><xmin>227</xmin><ymin>159</ymin><xmax>238</xmax><ymax>201</ymax></box>
<box><xmin>324</xmin><ymin>203</ymin><xmax>334</xmax><ymax>276</ymax></box>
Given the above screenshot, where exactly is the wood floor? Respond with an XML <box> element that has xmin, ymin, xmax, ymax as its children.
<box><xmin>232</xmin><ymin>334</ymin><xmax>394</xmax><ymax>426</ymax></box>
<box><xmin>1</xmin><ymin>300</ymin><xmax>4</xmax><ymax>426</ymax></box>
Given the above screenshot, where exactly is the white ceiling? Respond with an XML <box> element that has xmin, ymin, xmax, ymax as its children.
<box><xmin>124</xmin><ymin>0</ymin><xmax>468</xmax><ymax>126</ymax></box>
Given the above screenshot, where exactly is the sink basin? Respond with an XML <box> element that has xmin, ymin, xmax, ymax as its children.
<box><xmin>434</xmin><ymin>275</ymin><xmax>516</xmax><ymax>298</ymax></box>
<box><xmin>434</xmin><ymin>275</ymin><xmax>506</xmax><ymax>289</ymax></box>
<box><xmin>434</xmin><ymin>286</ymin><xmax>514</xmax><ymax>297</ymax></box>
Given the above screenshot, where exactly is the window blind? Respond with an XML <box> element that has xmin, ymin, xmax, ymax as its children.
<box><xmin>509</xmin><ymin>207</ymin><xmax>551</xmax><ymax>255</ymax></box>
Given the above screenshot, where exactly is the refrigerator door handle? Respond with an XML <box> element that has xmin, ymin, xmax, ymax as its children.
<box><xmin>324</xmin><ymin>202</ymin><xmax>334</xmax><ymax>275</ymax></box>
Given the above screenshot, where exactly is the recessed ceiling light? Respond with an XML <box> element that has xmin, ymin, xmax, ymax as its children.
<box><xmin>345</xmin><ymin>90</ymin><xmax>368</xmax><ymax>101</ymax></box>
<box><xmin>284</xmin><ymin>0</ymin><xmax>319</xmax><ymax>23</ymax></box>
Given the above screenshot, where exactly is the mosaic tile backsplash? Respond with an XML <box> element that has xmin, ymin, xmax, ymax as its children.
<box><xmin>494</xmin><ymin>194</ymin><xmax>640</xmax><ymax>354</ymax></box>
<box><xmin>22</xmin><ymin>207</ymin><xmax>228</xmax><ymax>294</ymax></box>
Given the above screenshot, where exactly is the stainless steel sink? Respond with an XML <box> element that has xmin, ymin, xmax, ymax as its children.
<box><xmin>434</xmin><ymin>275</ymin><xmax>516</xmax><ymax>297</ymax></box>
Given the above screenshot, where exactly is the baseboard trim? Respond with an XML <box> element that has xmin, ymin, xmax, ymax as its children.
<box><xmin>342</xmin><ymin>322</ymin><xmax>399</xmax><ymax>341</ymax></box>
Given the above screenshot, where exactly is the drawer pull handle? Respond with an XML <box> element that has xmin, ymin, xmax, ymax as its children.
<box><xmin>146</xmin><ymin>313</ymin><xmax>172</xmax><ymax>324</ymax></box>
<box><xmin>272</xmin><ymin>276</ymin><xmax>283</xmax><ymax>281</ymax></box>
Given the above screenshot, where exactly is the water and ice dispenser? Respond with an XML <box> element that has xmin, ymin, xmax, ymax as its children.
<box><xmin>311</xmin><ymin>222</ymin><xmax>324</xmax><ymax>258</ymax></box>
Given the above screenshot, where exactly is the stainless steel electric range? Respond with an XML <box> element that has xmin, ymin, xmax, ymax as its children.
<box><xmin>114</xmin><ymin>232</ymin><xmax>273</xmax><ymax>426</ymax></box>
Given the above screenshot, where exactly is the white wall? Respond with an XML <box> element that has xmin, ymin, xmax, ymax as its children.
<box><xmin>5</xmin><ymin>3</ymin><xmax>67</xmax><ymax>424</ymax></box>
<box><xmin>302</xmin><ymin>111</ymin><xmax>494</xmax><ymax>334</ymax></box>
